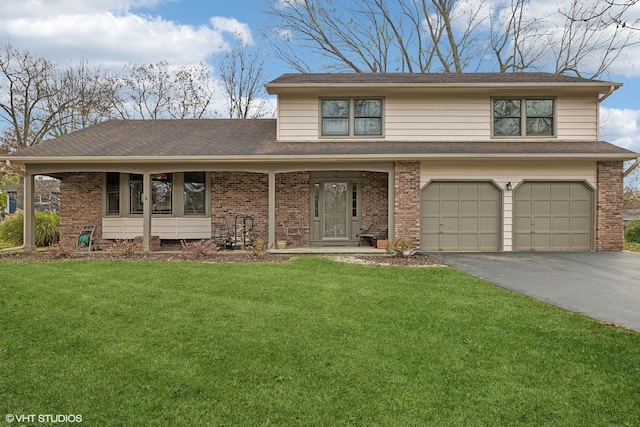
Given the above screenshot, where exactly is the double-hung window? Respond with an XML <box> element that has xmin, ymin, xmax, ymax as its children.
<box><xmin>493</xmin><ymin>98</ymin><xmax>555</xmax><ymax>137</ymax></box>
<box><xmin>321</xmin><ymin>98</ymin><xmax>383</xmax><ymax>137</ymax></box>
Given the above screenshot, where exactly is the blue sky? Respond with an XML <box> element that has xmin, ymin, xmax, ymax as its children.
<box><xmin>1</xmin><ymin>0</ymin><xmax>639</xmax><ymax>153</ymax></box>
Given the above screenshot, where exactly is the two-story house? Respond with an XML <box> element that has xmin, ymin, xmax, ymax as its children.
<box><xmin>5</xmin><ymin>73</ymin><xmax>637</xmax><ymax>252</ymax></box>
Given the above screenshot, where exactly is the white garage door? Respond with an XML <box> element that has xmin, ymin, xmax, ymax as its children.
<box><xmin>421</xmin><ymin>181</ymin><xmax>501</xmax><ymax>251</ymax></box>
<box><xmin>513</xmin><ymin>181</ymin><xmax>593</xmax><ymax>251</ymax></box>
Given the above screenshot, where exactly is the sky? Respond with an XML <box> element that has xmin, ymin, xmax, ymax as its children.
<box><xmin>1</xmin><ymin>0</ymin><xmax>640</xmax><ymax>155</ymax></box>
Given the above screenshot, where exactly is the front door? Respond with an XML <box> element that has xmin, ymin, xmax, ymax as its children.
<box><xmin>323</xmin><ymin>182</ymin><xmax>348</xmax><ymax>239</ymax></box>
<box><xmin>310</xmin><ymin>176</ymin><xmax>361</xmax><ymax>246</ymax></box>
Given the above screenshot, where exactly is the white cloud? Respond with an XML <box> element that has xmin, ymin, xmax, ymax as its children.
<box><xmin>210</xmin><ymin>17</ymin><xmax>253</xmax><ymax>47</ymax></box>
<box><xmin>0</xmin><ymin>0</ymin><xmax>252</xmax><ymax>67</ymax></box>
<box><xmin>601</xmin><ymin>107</ymin><xmax>640</xmax><ymax>153</ymax></box>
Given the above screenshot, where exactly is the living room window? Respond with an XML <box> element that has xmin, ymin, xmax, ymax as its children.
<box><xmin>321</xmin><ymin>98</ymin><xmax>383</xmax><ymax>137</ymax></box>
<box><xmin>493</xmin><ymin>98</ymin><xmax>555</xmax><ymax>137</ymax></box>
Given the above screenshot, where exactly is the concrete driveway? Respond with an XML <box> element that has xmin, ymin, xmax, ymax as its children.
<box><xmin>430</xmin><ymin>251</ymin><xmax>640</xmax><ymax>332</ymax></box>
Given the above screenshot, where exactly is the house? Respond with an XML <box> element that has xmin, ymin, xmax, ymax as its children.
<box><xmin>3</xmin><ymin>73</ymin><xmax>638</xmax><ymax>252</ymax></box>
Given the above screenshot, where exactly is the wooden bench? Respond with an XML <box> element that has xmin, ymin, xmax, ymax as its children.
<box><xmin>356</xmin><ymin>224</ymin><xmax>388</xmax><ymax>247</ymax></box>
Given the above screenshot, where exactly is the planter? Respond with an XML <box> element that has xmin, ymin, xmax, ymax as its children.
<box><xmin>276</xmin><ymin>240</ymin><xmax>287</xmax><ymax>249</ymax></box>
<box><xmin>376</xmin><ymin>239</ymin><xmax>388</xmax><ymax>249</ymax></box>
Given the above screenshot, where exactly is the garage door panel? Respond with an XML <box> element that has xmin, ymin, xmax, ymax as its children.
<box><xmin>441</xmin><ymin>200</ymin><xmax>460</xmax><ymax>215</ymax></box>
<box><xmin>461</xmin><ymin>200</ymin><xmax>478</xmax><ymax>215</ymax></box>
<box><xmin>421</xmin><ymin>181</ymin><xmax>501</xmax><ymax>251</ymax></box>
<box><xmin>533</xmin><ymin>184</ymin><xmax>551</xmax><ymax>198</ymax></box>
<box><xmin>533</xmin><ymin>201</ymin><xmax>551</xmax><ymax>215</ymax></box>
<box><xmin>514</xmin><ymin>181</ymin><xmax>593</xmax><ymax>251</ymax></box>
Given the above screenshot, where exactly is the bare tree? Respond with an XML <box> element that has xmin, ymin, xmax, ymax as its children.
<box><xmin>216</xmin><ymin>39</ymin><xmax>272</xmax><ymax>119</ymax></box>
<box><xmin>0</xmin><ymin>43</ymin><xmax>72</xmax><ymax>149</ymax></box>
<box><xmin>265</xmin><ymin>0</ymin><xmax>639</xmax><ymax>77</ymax></box>
<box><xmin>109</xmin><ymin>61</ymin><xmax>217</xmax><ymax>119</ymax></box>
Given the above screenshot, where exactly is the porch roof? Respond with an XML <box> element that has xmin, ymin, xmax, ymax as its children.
<box><xmin>5</xmin><ymin>118</ymin><xmax>637</xmax><ymax>164</ymax></box>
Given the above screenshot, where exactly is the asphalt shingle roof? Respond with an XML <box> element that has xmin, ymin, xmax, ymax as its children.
<box><xmin>7</xmin><ymin>119</ymin><xmax>636</xmax><ymax>162</ymax></box>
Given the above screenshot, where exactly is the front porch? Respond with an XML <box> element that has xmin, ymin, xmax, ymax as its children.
<box><xmin>21</xmin><ymin>162</ymin><xmax>409</xmax><ymax>252</ymax></box>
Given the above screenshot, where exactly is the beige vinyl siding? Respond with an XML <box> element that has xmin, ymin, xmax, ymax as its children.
<box><xmin>102</xmin><ymin>217</ymin><xmax>212</xmax><ymax>240</ymax></box>
<box><xmin>277</xmin><ymin>91</ymin><xmax>599</xmax><ymax>142</ymax></box>
<box><xmin>420</xmin><ymin>160</ymin><xmax>597</xmax><ymax>251</ymax></box>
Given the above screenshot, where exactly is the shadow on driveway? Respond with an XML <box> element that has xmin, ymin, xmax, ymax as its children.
<box><xmin>429</xmin><ymin>252</ymin><xmax>640</xmax><ymax>332</ymax></box>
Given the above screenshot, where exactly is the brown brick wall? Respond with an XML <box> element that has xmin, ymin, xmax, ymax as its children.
<box><xmin>211</xmin><ymin>172</ymin><xmax>269</xmax><ymax>242</ymax></box>
<box><xmin>597</xmin><ymin>161</ymin><xmax>624</xmax><ymax>251</ymax></box>
<box><xmin>361</xmin><ymin>172</ymin><xmax>388</xmax><ymax>231</ymax></box>
<box><xmin>59</xmin><ymin>172</ymin><xmax>103</xmax><ymax>245</ymax></box>
<box><xmin>394</xmin><ymin>161</ymin><xmax>421</xmax><ymax>248</ymax></box>
<box><xmin>276</xmin><ymin>172</ymin><xmax>310</xmax><ymax>246</ymax></box>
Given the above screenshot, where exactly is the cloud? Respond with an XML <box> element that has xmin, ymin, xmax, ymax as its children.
<box><xmin>210</xmin><ymin>17</ymin><xmax>253</xmax><ymax>47</ymax></box>
<box><xmin>601</xmin><ymin>107</ymin><xmax>640</xmax><ymax>153</ymax></box>
<box><xmin>0</xmin><ymin>0</ymin><xmax>252</xmax><ymax>67</ymax></box>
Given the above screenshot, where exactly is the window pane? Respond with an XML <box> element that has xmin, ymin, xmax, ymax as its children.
<box><xmin>106</xmin><ymin>172</ymin><xmax>119</xmax><ymax>215</ymax></box>
<box><xmin>527</xmin><ymin>118</ymin><xmax>553</xmax><ymax>135</ymax></box>
<box><xmin>322</xmin><ymin>118</ymin><xmax>349</xmax><ymax>135</ymax></box>
<box><xmin>494</xmin><ymin>99</ymin><xmax>521</xmax><ymax>117</ymax></box>
<box><xmin>355</xmin><ymin>99</ymin><xmax>381</xmax><ymax>117</ymax></box>
<box><xmin>322</xmin><ymin>99</ymin><xmax>349</xmax><ymax>117</ymax></box>
<box><xmin>130</xmin><ymin>174</ymin><xmax>143</xmax><ymax>214</ymax></box>
<box><xmin>184</xmin><ymin>172</ymin><xmax>206</xmax><ymax>215</ymax></box>
<box><xmin>152</xmin><ymin>173</ymin><xmax>172</xmax><ymax>214</ymax></box>
<box><xmin>494</xmin><ymin>118</ymin><xmax>521</xmax><ymax>136</ymax></box>
<box><xmin>526</xmin><ymin>99</ymin><xmax>553</xmax><ymax>117</ymax></box>
<box><xmin>355</xmin><ymin>118</ymin><xmax>382</xmax><ymax>135</ymax></box>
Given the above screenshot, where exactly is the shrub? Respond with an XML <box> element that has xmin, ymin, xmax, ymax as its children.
<box><xmin>624</xmin><ymin>219</ymin><xmax>640</xmax><ymax>244</ymax></box>
<box><xmin>245</xmin><ymin>238</ymin><xmax>268</xmax><ymax>259</ymax></box>
<box><xmin>181</xmin><ymin>239</ymin><xmax>219</xmax><ymax>260</ymax></box>
<box><xmin>0</xmin><ymin>210</ymin><xmax>60</xmax><ymax>247</ymax></box>
<box><xmin>107</xmin><ymin>239</ymin><xmax>146</xmax><ymax>256</ymax></box>
<box><xmin>388</xmin><ymin>237</ymin><xmax>413</xmax><ymax>257</ymax></box>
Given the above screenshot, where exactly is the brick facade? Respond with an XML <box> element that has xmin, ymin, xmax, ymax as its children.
<box><xmin>59</xmin><ymin>172</ymin><xmax>103</xmax><ymax>246</ymax></box>
<box><xmin>276</xmin><ymin>172</ymin><xmax>310</xmax><ymax>246</ymax></box>
<box><xmin>393</xmin><ymin>161</ymin><xmax>421</xmax><ymax>248</ymax></box>
<box><xmin>361</xmin><ymin>172</ymin><xmax>389</xmax><ymax>231</ymax></box>
<box><xmin>597</xmin><ymin>161</ymin><xmax>624</xmax><ymax>251</ymax></box>
<box><xmin>211</xmin><ymin>172</ymin><xmax>269</xmax><ymax>243</ymax></box>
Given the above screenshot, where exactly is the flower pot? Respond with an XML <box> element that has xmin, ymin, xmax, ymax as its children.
<box><xmin>276</xmin><ymin>240</ymin><xmax>287</xmax><ymax>249</ymax></box>
<box><xmin>376</xmin><ymin>239</ymin><xmax>388</xmax><ymax>249</ymax></box>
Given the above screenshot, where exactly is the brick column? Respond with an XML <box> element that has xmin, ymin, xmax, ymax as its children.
<box><xmin>59</xmin><ymin>173</ymin><xmax>103</xmax><ymax>246</ymax></box>
<box><xmin>394</xmin><ymin>161</ymin><xmax>421</xmax><ymax>248</ymax></box>
<box><xmin>596</xmin><ymin>161</ymin><xmax>624</xmax><ymax>251</ymax></box>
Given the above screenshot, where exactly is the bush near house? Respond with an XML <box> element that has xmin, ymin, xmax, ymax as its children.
<box><xmin>624</xmin><ymin>219</ymin><xmax>640</xmax><ymax>244</ymax></box>
<box><xmin>0</xmin><ymin>209</ymin><xmax>60</xmax><ymax>247</ymax></box>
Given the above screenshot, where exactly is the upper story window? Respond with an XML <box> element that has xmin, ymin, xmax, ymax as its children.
<box><xmin>321</xmin><ymin>98</ymin><xmax>383</xmax><ymax>137</ymax></box>
<box><xmin>493</xmin><ymin>98</ymin><xmax>555</xmax><ymax>137</ymax></box>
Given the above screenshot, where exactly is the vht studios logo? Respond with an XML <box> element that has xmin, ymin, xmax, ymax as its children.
<box><xmin>5</xmin><ymin>414</ymin><xmax>83</xmax><ymax>423</ymax></box>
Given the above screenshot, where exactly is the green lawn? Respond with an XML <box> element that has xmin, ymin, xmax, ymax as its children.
<box><xmin>0</xmin><ymin>258</ymin><xmax>638</xmax><ymax>426</ymax></box>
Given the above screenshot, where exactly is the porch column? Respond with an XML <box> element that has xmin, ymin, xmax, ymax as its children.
<box><xmin>23</xmin><ymin>170</ymin><xmax>36</xmax><ymax>252</ymax></box>
<box><xmin>268</xmin><ymin>171</ymin><xmax>276</xmax><ymax>248</ymax></box>
<box><xmin>388</xmin><ymin>166</ymin><xmax>395</xmax><ymax>242</ymax></box>
<box><xmin>142</xmin><ymin>172</ymin><xmax>152</xmax><ymax>252</ymax></box>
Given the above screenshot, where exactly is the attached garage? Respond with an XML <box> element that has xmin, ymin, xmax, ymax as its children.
<box><xmin>513</xmin><ymin>181</ymin><xmax>594</xmax><ymax>251</ymax></box>
<box><xmin>421</xmin><ymin>181</ymin><xmax>501</xmax><ymax>251</ymax></box>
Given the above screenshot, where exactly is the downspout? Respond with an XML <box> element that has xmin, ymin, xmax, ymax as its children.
<box><xmin>598</xmin><ymin>85</ymin><xmax>617</xmax><ymax>103</ymax></box>
<box><xmin>624</xmin><ymin>157</ymin><xmax>640</xmax><ymax>178</ymax></box>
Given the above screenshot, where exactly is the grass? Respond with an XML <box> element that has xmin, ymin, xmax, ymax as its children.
<box><xmin>0</xmin><ymin>257</ymin><xmax>639</xmax><ymax>426</ymax></box>
<box><xmin>624</xmin><ymin>241</ymin><xmax>640</xmax><ymax>252</ymax></box>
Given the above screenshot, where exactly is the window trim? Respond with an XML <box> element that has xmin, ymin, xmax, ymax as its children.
<box><xmin>319</xmin><ymin>97</ymin><xmax>384</xmax><ymax>138</ymax></box>
<box><xmin>491</xmin><ymin>97</ymin><xmax>556</xmax><ymax>138</ymax></box>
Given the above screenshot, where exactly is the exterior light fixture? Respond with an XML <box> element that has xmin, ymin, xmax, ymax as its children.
<box><xmin>506</xmin><ymin>182</ymin><xmax>512</xmax><ymax>191</ymax></box>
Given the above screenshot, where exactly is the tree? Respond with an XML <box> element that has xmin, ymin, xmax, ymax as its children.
<box><xmin>216</xmin><ymin>39</ymin><xmax>273</xmax><ymax>119</ymax></box>
<box><xmin>0</xmin><ymin>44</ymin><xmax>113</xmax><ymax>151</ymax></box>
<box><xmin>265</xmin><ymin>0</ymin><xmax>639</xmax><ymax>77</ymax></box>
<box><xmin>109</xmin><ymin>61</ymin><xmax>217</xmax><ymax>120</ymax></box>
